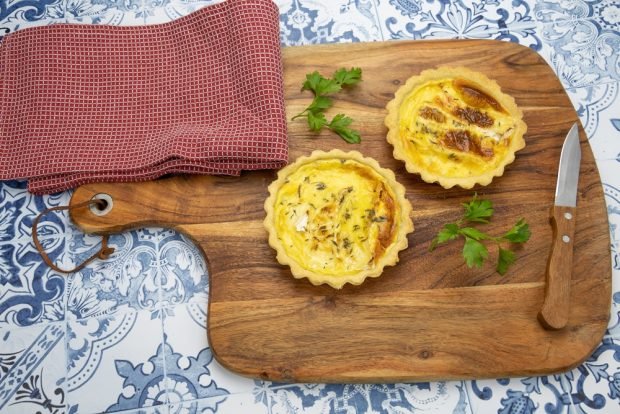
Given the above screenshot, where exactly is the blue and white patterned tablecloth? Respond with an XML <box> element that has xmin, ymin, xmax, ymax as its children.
<box><xmin>1</xmin><ymin>1</ymin><xmax>619</xmax><ymax>413</ymax></box>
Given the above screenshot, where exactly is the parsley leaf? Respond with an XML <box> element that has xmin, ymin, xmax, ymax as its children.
<box><xmin>459</xmin><ymin>227</ymin><xmax>488</xmax><ymax>241</ymax></box>
<box><xmin>430</xmin><ymin>223</ymin><xmax>460</xmax><ymax>251</ymax></box>
<box><xmin>307</xmin><ymin>111</ymin><xmax>327</xmax><ymax>132</ymax></box>
<box><xmin>310</xmin><ymin>96</ymin><xmax>333</xmax><ymax>112</ymax></box>
<box><xmin>462</xmin><ymin>194</ymin><xmax>494</xmax><ymax>223</ymax></box>
<box><xmin>301</xmin><ymin>71</ymin><xmax>322</xmax><ymax>93</ymax></box>
<box><xmin>302</xmin><ymin>72</ymin><xmax>341</xmax><ymax>96</ymax></box>
<box><xmin>301</xmin><ymin>70</ymin><xmax>325</xmax><ymax>92</ymax></box>
<box><xmin>328</xmin><ymin>113</ymin><xmax>352</xmax><ymax>129</ymax></box>
<box><xmin>497</xmin><ymin>247</ymin><xmax>516</xmax><ymax>275</ymax></box>
<box><xmin>333</xmin><ymin>128</ymin><xmax>361</xmax><ymax>144</ymax></box>
<box><xmin>503</xmin><ymin>218</ymin><xmax>531</xmax><ymax>243</ymax></box>
<box><xmin>429</xmin><ymin>194</ymin><xmax>531</xmax><ymax>275</ymax></box>
<box><xmin>328</xmin><ymin>114</ymin><xmax>361</xmax><ymax>144</ymax></box>
<box><xmin>333</xmin><ymin>67</ymin><xmax>362</xmax><ymax>87</ymax></box>
<box><xmin>463</xmin><ymin>237</ymin><xmax>488</xmax><ymax>268</ymax></box>
<box><xmin>316</xmin><ymin>78</ymin><xmax>342</xmax><ymax>96</ymax></box>
<box><xmin>294</xmin><ymin>68</ymin><xmax>363</xmax><ymax>143</ymax></box>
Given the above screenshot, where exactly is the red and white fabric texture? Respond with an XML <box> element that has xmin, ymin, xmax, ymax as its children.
<box><xmin>0</xmin><ymin>0</ymin><xmax>288</xmax><ymax>194</ymax></box>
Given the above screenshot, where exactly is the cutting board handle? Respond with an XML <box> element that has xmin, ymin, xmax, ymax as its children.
<box><xmin>69</xmin><ymin>174</ymin><xmax>274</xmax><ymax>234</ymax></box>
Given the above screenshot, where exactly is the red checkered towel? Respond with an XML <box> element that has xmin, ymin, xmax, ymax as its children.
<box><xmin>0</xmin><ymin>0</ymin><xmax>288</xmax><ymax>194</ymax></box>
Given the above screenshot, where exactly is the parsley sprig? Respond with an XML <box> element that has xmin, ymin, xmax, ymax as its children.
<box><xmin>292</xmin><ymin>68</ymin><xmax>362</xmax><ymax>143</ymax></box>
<box><xmin>430</xmin><ymin>194</ymin><xmax>531</xmax><ymax>275</ymax></box>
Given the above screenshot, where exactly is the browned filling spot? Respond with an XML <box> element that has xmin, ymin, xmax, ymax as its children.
<box><xmin>419</xmin><ymin>106</ymin><xmax>446</xmax><ymax>123</ymax></box>
<box><xmin>320</xmin><ymin>205</ymin><xmax>334</xmax><ymax>215</ymax></box>
<box><xmin>453</xmin><ymin>79</ymin><xmax>505</xmax><ymax>113</ymax></box>
<box><xmin>453</xmin><ymin>107</ymin><xmax>494</xmax><ymax>128</ymax></box>
<box><xmin>442</xmin><ymin>130</ymin><xmax>494</xmax><ymax>158</ymax></box>
<box><xmin>373</xmin><ymin>182</ymin><xmax>396</xmax><ymax>264</ymax></box>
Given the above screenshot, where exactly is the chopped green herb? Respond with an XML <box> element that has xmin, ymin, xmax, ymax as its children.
<box><xmin>462</xmin><ymin>194</ymin><xmax>494</xmax><ymax>223</ymax></box>
<box><xmin>343</xmin><ymin>240</ymin><xmax>352</xmax><ymax>251</ymax></box>
<box><xmin>333</xmin><ymin>67</ymin><xmax>362</xmax><ymax>86</ymax></box>
<box><xmin>497</xmin><ymin>247</ymin><xmax>516</xmax><ymax>275</ymax></box>
<box><xmin>429</xmin><ymin>193</ymin><xmax>531</xmax><ymax>275</ymax></box>
<box><xmin>503</xmin><ymin>218</ymin><xmax>531</xmax><ymax>243</ymax></box>
<box><xmin>293</xmin><ymin>68</ymin><xmax>363</xmax><ymax>143</ymax></box>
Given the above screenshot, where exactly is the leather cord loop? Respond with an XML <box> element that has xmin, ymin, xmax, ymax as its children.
<box><xmin>32</xmin><ymin>199</ymin><xmax>115</xmax><ymax>273</ymax></box>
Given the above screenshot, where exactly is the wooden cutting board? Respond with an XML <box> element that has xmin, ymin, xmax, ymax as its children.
<box><xmin>69</xmin><ymin>39</ymin><xmax>611</xmax><ymax>383</ymax></box>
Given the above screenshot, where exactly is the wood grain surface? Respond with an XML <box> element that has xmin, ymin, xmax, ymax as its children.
<box><xmin>69</xmin><ymin>39</ymin><xmax>611</xmax><ymax>383</ymax></box>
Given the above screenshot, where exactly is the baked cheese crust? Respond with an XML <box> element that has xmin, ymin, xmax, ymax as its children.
<box><xmin>264</xmin><ymin>150</ymin><xmax>414</xmax><ymax>289</ymax></box>
<box><xmin>385</xmin><ymin>67</ymin><xmax>527</xmax><ymax>188</ymax></box>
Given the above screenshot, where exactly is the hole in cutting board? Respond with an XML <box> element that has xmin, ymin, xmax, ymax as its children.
<box><xmin>90</xmin><ymin>193</ymin><xmax>113</xmax><ymax>216</ymax></box>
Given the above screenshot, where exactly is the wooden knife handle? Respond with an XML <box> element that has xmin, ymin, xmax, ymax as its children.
<box><xmin>538</xmin><ymin>205</ymin><xmax>577</xmax><ymax>330</ymax></box>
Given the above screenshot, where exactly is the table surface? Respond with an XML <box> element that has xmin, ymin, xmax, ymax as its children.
<box><xmin>1</xmin><ymin>1</ymin><xmax>619</xmax><ymax>413</ymax></box>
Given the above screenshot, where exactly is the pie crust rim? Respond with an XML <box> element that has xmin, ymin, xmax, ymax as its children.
<box><xmin>263</xmin><ymin>149</ymin><xmax>414</xmax><ymax>289</ymax></box>
<box><xmin>385</xmin><ymin>66</ymin><xmax>528</xmax><ymax>189</ymax></box>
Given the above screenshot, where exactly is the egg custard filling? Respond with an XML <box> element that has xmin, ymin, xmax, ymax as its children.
<box><xmin>386</xmin><ymin>67</ymin><xmax>527</xmax><ymax>188</ymax></box>
<box><xmin>264</xmin><ymin>150</ymin><xmax>413</xmax><ymax>289</ymax></box>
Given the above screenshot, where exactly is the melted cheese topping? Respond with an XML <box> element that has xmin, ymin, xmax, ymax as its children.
<box><xmin>273</xmin><ymin>159</ymin><xmax>399</xmax><ymax>276</ymax></box>
<box><xmin>398</xmin><ymin>78</ymin><xmax>518</xmax><ymax>178</ymax></box>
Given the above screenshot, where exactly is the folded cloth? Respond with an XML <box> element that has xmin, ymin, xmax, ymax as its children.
<box><xmin>0</xmin><ymin>0</ymin><xmax>288</xmax><ymax>194</ymax></box>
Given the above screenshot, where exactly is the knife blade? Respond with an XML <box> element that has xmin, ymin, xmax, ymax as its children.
<box><xmin>538</xmin><ymin>122</ymin><xmax>581</xmax><ymax>330</ymax></box>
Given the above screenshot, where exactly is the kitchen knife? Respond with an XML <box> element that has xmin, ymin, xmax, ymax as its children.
<box><xmin>538</xmin><ymin>123</ymin><xmax>581</xmax><ymax>330</ymax></box>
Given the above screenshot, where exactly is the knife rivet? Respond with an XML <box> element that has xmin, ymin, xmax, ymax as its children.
<box><xmin>564</xmin><ymin>212</ymin><xmax>573</xmax><ymax>220</ymax></box>
<box><xmin>562</xmin><ymin>235</ymin><xmax>571</xmax><ymax>243</ymax></box>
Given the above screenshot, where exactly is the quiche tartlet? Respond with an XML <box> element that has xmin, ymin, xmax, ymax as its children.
<box><xmin>385</xmin><ymin>67</ymin><xmax>527</xmax><ymax>188</ymax></box>
<box><xmin>264</xmin><ymin>150</ymin><xmax>414</xmax><ymax>289</ymax></box>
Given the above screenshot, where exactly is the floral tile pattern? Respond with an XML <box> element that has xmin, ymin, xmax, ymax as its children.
<box><xmin>276</xmin><ymin>0</ymin><xmax>383</xmax><ymax>45</ymax></box>
<box><xmin>377</xmin><ymin>0</ymin><xmax>542</xmax><ymax>50</ymax></box>
<box><xmin>64</xmin><ymin>0</ymin><xmax>145</xmax><ymax>25</ymax></box>
<box><xmin>142</xmin><ymin>0</ymin><xmax>224</xmax><ymax>24</ymax></box>
<box><xmin>169</xmin><ymin>393</ymin><xmax>269</xmax><ymax>414</ymax></box>
<box><xmin>117</xmin><ymin>407</ymin><xmax>169</xmax><ymax>414</ymax></box>
<box><xmin>0</xmin><ymin>181</ymin><xmax>70</xmax><ymax>327</ymax></box>
<box><xmin>466</xmin><ymin>375</ymin><xmax>577</xmax><ymax>414</ymax></box>
<box><xmin>164</xmin><ymin>303</ymin><xmax>255</xmax><ymax>397</ymax></box>
<box><xmin>1</xmin><ymin>0</ymin><xmax>620</xmax><ymax>413</ymax></box>
<box><xmin>155</xmin><ymin>232</ymin><xmax>209</xmax><ymax>309</ymax></box>
<box><xmin>595</xmin><ymin>161</ymin><xmax>620</xmax><ymax>339</ymax></box>
<box><xmin>607</xmin><ymin>265</ymin><xmax>620</xmax><ymax>335</ymax></box>
<box><xmin>537</xmin><ymin>17</ymin><xmax>620</xmax><ymax>88</ymax></box>
<box><xmin>66</xmin><ymin>308</ymin><xmax>165</xmax><ymax>413</ymax></box>
<box><xmin>567</xmin><ymin>81</ymin><xmax>619</xmax><ymax>151</ymax></box>
<box><xmin>252</xmin><ymin>381</ymin><xmax>471</xmax><ymax>413</ymax></box>
<box><xmin>161</xmin><ymin>304</ymin><xmax>240</xmax><ymax>406</ymax></box>
<box><xmin>596</xmin><ymin>161</ymin><xmax>620</xmax><ymax>240</ymax></box>
<box><xmin>534</xmin><ymin>0</ymin><xmax>620</xmax><ymax>24</ymax></box>
<box><xmin>564</xmin><ymin>335</ymin><xmax>620</xmax><ymax>413</ymax></box>
<box><xmin>0</xmin><ymin>0</ymin><xmax>65</xmax><ymax>36</ymax></box>
<box><xmin>63</xmin><ymin>228</ymin><xmax>208</xmax><ymax>322</ymax></box>
<box><xmin>0</xmin><ymin>323</ymin><xmax>66</xmax><ymax>414</ymax></box>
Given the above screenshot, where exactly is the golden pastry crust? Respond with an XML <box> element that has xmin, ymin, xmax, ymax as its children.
<box><xmin>264</xmin><ymin>150</ymin><xmax>414</xmax><ymax>289</ymax></box>
<box><xmin>385</xmin><ymin>66</ymin><xmax>527</xmax><ymax>188</ymax></box>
